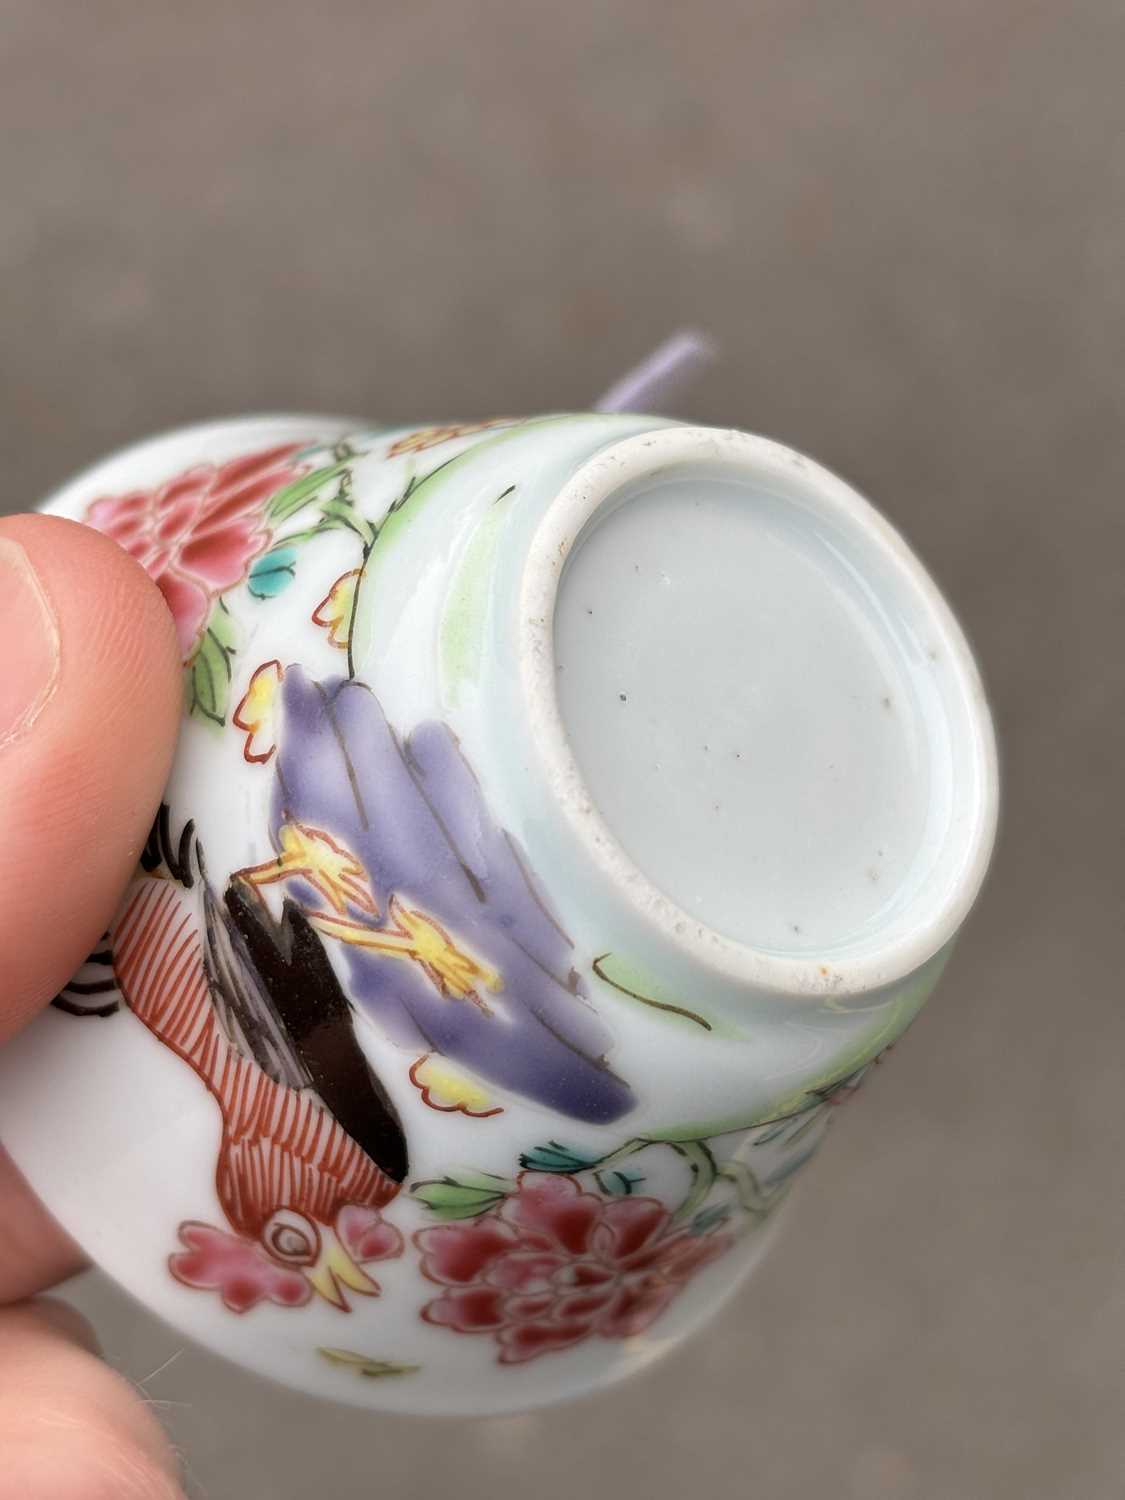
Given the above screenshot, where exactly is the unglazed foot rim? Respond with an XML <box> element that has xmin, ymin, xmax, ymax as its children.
<box><xmin>520</xmin><ymin>426</ymin><xmax>999</xmax><ymax>997</ymax></box>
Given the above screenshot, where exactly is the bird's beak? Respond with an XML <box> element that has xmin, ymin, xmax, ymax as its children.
<box><xmin>303</xmin><ymin>1234</ymin><xmax>380</xmax><ymax>1311</ymax></box>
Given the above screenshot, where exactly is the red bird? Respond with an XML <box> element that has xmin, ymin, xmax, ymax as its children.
<box><xmin>109</xmin><ymin>830</ymin><xmax>409</xmax><ymax>1314</ymax></box>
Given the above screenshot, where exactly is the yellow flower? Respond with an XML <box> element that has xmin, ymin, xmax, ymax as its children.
<box><xmin>409</xmin><ymin>1054</ymin><xmax>501</xmax><ymax>1117</ymax></box>
<box><xmin>308</xmin><ymin>897</ymin><xmax>502</xmax><ymax>1006</ymax></box>
<box><xmin>389</xmin><ymin>899</ymin><xmax>503</xmax><ymax>1000</ymax></box>
<box><xmin>232</xmin><ymin>659</ymin><xmax>284</xmax><ymax>763</ymax></box>
<box><xmin>385</xmin><ymin>420</ymin><xmax>515</xmax><ymax>459</ymax></box>
<box><xmin>311</xmin><ymin>569</ymin><xmax>361</xmax><ymax>651</ymax></box>
<box><xmin>239</xmin><ymin>822</ymin><xmax>378</xmax><ymax>916</ymax></box>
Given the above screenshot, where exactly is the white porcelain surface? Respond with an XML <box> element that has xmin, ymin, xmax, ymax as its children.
<box><xmin>0</xmin><ymin>414</ymin><xmax>997</xmax><ymax>1413</ymax></box>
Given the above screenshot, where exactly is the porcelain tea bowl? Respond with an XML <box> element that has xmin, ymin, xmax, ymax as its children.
<box><xmin>0</xmin><ymin>413</ymin><xmax>998</xmax><ymax>1414</ymax></box>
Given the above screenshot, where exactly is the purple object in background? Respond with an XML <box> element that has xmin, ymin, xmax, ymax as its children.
<box><xmin>594</xmin><ymin>329</ymin><xmax>717</xmax><ymax>415</ymax></box>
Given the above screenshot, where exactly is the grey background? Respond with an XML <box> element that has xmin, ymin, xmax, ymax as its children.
<box><xmin>3</xmin><ymin>3</ymin><xmax>1123</xmax><ymax>1497</ymax></box>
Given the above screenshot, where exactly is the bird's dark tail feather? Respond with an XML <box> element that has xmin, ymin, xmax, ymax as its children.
<box><xmin>222</xmin><ymin>879</ymin><xmax>409</xmax><ymax>1185</ymax></box>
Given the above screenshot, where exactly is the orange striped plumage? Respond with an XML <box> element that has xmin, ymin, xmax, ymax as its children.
<box><xmin>112</xmin><ymin>876</ymin><xmax>397</xmax><ymax>1242</ymax></box>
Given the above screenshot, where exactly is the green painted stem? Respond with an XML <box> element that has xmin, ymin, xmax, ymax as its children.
<box><xmin>669</xmin><ymin>1139</ymin><xmax>719</xmax><ymax>1222</ymax></box>
<box><xmin>588</xmin><ymin>1137</ymin><xmax>650</xmax><ymax>1172</ymax></box>
<box><xmin>716</xmin><ymin>1159</ymin><xmax>781</xmax><ymax>1218</ymax></box>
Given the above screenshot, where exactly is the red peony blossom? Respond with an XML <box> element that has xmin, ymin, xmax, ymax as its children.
<box><xmin>87</xmin><ymin>443</ymin><xmax>310</xmax><ymax>660</ymax></box>
<box><xmin>415</xmin><ymin>1173</ymin><xmax>734</xmax><ymax>1363</ymax></box>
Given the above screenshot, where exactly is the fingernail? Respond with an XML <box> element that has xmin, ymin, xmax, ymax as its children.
<box><xmin>0</xmin><ymin>537</ymin><xmax>60</xmax><ymax>748</ymax></box>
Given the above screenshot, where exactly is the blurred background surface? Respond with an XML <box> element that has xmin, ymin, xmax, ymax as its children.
<box><xmin>2</xmin><ymin>3</ymin><xmax>1123</xmax><ymax>1496</ymax></box>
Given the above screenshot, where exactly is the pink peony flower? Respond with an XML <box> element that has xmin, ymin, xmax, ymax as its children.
<box><xmin>87</xmin><ymin>443</ymin><xmax>309</xmax><ymax>659</ymax></box>
<box><xmin>415</xmin><ymin>1173</ymin><xmax>734</xmax><ymax>1364</ymax></box>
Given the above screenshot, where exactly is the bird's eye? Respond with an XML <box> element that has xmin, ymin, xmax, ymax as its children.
<box><xmin>262</xmin><ymin>1209</ymin><xmax>320</xmax><ymax>1266</ymax></box>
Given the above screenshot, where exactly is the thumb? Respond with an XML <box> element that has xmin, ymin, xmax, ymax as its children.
<box><xmin>0</xmin><ymin>1300</ymin><xmax>185</xmax><ymax>1498</ymax></box>
<box><xmin>0</xmin><ymin>519</ymin><xmax>186</xmax><ymax>1499</ymax></box>
<box><xmin>0</xmin><ymin>513</ymin><xmax>181</xmax><ymax>1039</ymax></box>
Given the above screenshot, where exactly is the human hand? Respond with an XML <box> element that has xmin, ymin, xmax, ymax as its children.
<box><xmin>0</xmin><ymin>514</ymin><xmax>185</xmax><ymax>1497</ymax></box>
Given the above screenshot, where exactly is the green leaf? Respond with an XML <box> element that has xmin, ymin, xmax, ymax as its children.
<box><xmin>440</xmin><ymin>484</ymin><xmax>517</xmax><ymax>707</ymax></box>
<box><xmin>317</xmin><ymin>495</ymin><xmax>378</xmax><ymax>547</ymax></box>
<box><xmin>590</xmin><ymin>953</ymin><xmax>719</xmax><ymax>1033</ymax></box>
<box><xmin>265</xmin><ymin>461</ymin><xmax>350</xmax><ymax>524</ymax></box>
<box><xmin>411</xmin><ymin>1171</ymin><xmax>515</xmax><ymax>1221</ymax></box>
<box><xmin>752</xmin><ymin>1107</ymin><xmax>824</xmax><ymax>1149</ymax></box>
<box><xmin>691</xmin><ymin>1203</ymin><xmax>733</xmax><ymax>1234</ymax></box>
<box><xmin>247</xmin><ymin>545</ymin><xmax>299</xmax><ymax>599</ymax></box>
<box><xmin>520</xmin><ymin>1141</ymin><xmax>603</xmax><ymax>1174</ymax></box>
<box><xmin>186</xmin><ymin>603</ymin><xmax>238</xmax><ymax>726</ymax></box>
<box><xmin>318</xmin><ymin>1348</ymin><xmax>420</xmax><ymax>1379</ymax></box>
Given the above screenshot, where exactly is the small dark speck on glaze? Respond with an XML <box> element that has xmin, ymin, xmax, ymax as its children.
<box><xmin>881</xmin><ymin>696</ymin><xmax>893</xmax><ymax>711</ymax></box>
<box><xmin>619</xmin><ymin>693</ymin><xmax>627</xmax><ymax>702</ymax></box>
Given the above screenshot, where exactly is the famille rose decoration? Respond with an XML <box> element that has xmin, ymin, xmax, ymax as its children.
<box><xmin>0</xmin><ymin>402</ymin><xmax>997</xmax><ymax>1414</ymax></box>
